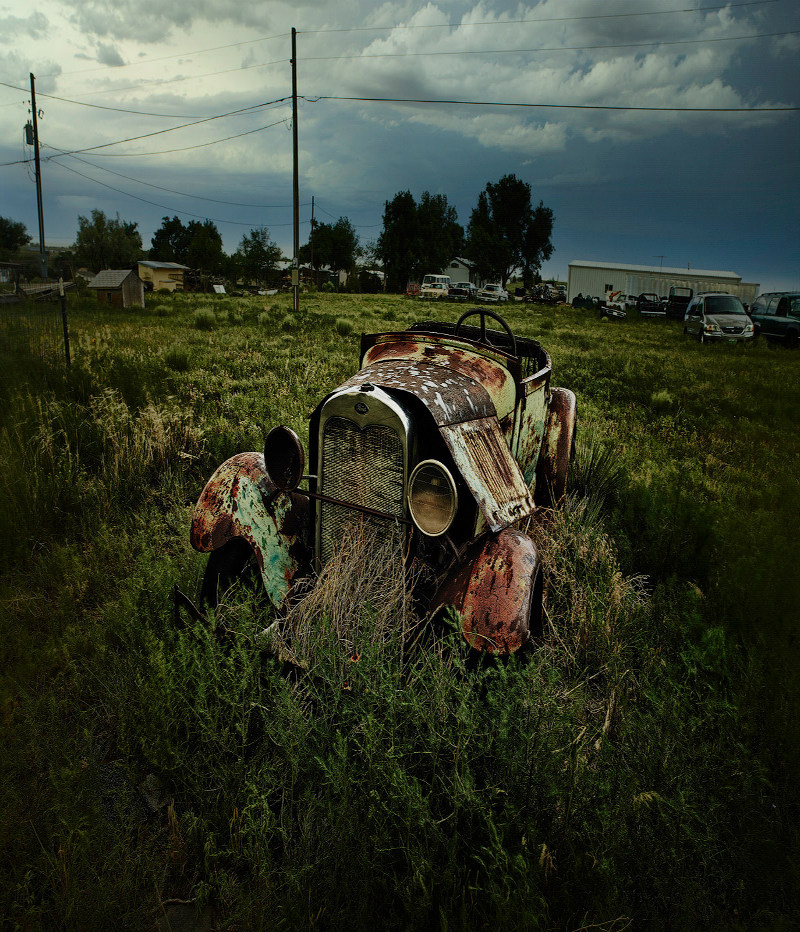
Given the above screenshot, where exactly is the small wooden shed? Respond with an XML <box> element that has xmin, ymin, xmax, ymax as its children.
<box><xmin>88</xmin><ymin>269</ymin><xmax>145</xmax><ymax>309</ymax></box>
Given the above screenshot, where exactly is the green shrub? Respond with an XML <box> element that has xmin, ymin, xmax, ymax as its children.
<box><xmin>193</xmin><ymin>309</ymin><xmax>216</xmax><ymax>331</ymax></box>
<box><xmin>335</xmin><ymin>317</ymin><xmax>354</xmax><ymax>336</ymax></box>
<box><xmin>280</xmin><ymin>313</ymin><xmax>294</xmax><ymax>331</ymax></box>
<box><xmin>321</xmin><ymin>282</ymin><xmax>336</xmax><ymax>293</ymax></box>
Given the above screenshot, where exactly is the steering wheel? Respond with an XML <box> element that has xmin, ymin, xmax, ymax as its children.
<box><xmin>454</xmin><ymin>308</ymin><xmax>518</xmax><ymax>357</ymax></box>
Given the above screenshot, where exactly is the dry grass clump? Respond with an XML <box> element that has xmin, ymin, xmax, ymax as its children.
<box><xmin>275</xmin><ymin>520</ymin><xmax>422</xmax><ymax>670</ymax></box>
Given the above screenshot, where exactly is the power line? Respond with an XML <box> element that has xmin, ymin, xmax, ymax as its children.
<box><xmin>41</xmin><ymin>32</ymin><xmax>291</xmax><ymax>77</ymax></box>
<box><xmin>42</xmin><ymin>115</ymin><xmax>292</xmax><ymax>159</ymax></box>
<box><xmin>305</xmin><ymin>94</ymin><xmax>797</xmax><ymax>112</ymax></box>
<box><xmin>303</xmin><ymin>30</ymin><xmax>800</xmax><ymax>61</ymax></box>
<box><xmin>49</xmin><ymin>158</ymin><xmax>295</xmax><ymax>227</ymax></box>
<box><xmin>51</xmin><ymin>149</ymin><xmax>304</xmax><ymax>209</ymax></box>
<box><xmin>36</xmin><ymin>98</ymin><xmax>291</xmax><ymax>158</ymax></box>
<box><xmin>0</xmin><ymin>80</ymin><xmax>197</xmax><ymax>117</ymax></box>
<box><xmin>300</xmin><ymin>0</ymin><xmax>781</xmax><ymax>33</ymax></box>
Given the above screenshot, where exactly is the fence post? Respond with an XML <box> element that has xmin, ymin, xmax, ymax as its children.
<box><xmin>58</xmin><ymin>277</ymin><xmax>70</xmax><ymax>367</ymax></box>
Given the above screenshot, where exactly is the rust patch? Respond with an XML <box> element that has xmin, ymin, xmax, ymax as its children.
<box><xmin>535</xmin><ymin>387</ymin><xmax>577</xmax><ymax>508</ymax></box>
<box><xmin>431</xmin><ymin>529</ymin><xmax>540</xmax><ymax>654</ymax></box>
<box><xmin>439</xmin><ymin>418</ymin><xmax>536</xmax><ymax>531</ymax></box>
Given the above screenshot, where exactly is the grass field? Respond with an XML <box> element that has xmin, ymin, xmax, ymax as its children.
<box><xmin>1</xmin><ymin>290</ymin><xmax>799</xmax><ymax>930</ymax></box>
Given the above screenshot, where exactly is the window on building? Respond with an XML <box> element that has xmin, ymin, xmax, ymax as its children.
<box><xmin>604</xmin><ymin>284</ymin><xmax>613</xmax><ymax>292</ymax></box>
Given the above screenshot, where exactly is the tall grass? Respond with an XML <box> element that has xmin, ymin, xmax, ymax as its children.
<box><xmin>0</xmin><ymin>292</ymin><xmax>797</xmax><ymax>929</ymax></box>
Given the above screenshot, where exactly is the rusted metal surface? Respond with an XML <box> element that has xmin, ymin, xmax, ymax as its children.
<box><xmin>190</xmin><ymin>452</ymin><xmax>310</xmax><ymax>608</ymax></box>
<box><xmin>439</xmin><ymin>417</ymin><xmax>536</xmax><ymax>531</ymax></box>
<box><xmin>431</xmin><ymin>529</ymin><xmax>541</xmax><ymax>653</ymax></box>
<box><xmin>512</xmin><ymin>378</ymin><xmax>550</xmax><ymax>486</ymax></box>
<box><xmin>362</xmin><ymin>335</ymin><xmax>518</xmax><ymax>421</ymax></box>
<box><xmin>338</xmin><ymin>358</ymin><xmax>496</xmax><ymax>426</ymax></box>
<box><xmin>534</xmin><ymin>387</ymin><xmax>577</xmax><ymax>507</ymax></box>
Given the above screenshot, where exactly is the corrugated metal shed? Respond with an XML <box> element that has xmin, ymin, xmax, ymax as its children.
<box><xmin>567</xmin><ymin>259</ymin><xmax>759</xmax><ymax>305</ymax></box>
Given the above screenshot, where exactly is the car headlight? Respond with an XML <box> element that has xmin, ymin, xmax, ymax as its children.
<box><xmin>706</xmin><ymin>323</ymin><xmax>721</xmax><ymax>332</ymax></box>
<box><xmin>744</xmin><ymin>322</ymin><xmax>754</xmax><ymax>332</ymax></box>
<box><xmin>408</xmin><ymin>460</ymin><xmax>458</xmax><ymax>536</ymax></box>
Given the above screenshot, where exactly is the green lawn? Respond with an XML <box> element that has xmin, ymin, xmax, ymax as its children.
<box><xmin>1</xmin><ymin>290</ymin><xmax>798</xmax><ymax>930</ymax></box>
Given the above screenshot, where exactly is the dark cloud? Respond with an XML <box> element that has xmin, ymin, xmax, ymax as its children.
<box><xmin>96</xmin><ymin>43</ymin><xmax>125</xmax><ymax>67</ymax></box>
<box><xmin>0</xmin><ymin>11</ymin><xmax>48</xmax><ymax>41</ymax></box>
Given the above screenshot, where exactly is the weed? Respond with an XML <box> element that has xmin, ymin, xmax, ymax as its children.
<box><xmin>193</xmin><ymin>309</ymin><xmax>216</xmax><ymax>331</ymax></box>
<box><xmin>164</xmin><ymin>346</ymin><xmax>191</xmax><ymax>371</ymax></box>
<box><xmin>335</xmin><ymin>317</ymin><xmax>354</xmax><ymax>337</ymax></box>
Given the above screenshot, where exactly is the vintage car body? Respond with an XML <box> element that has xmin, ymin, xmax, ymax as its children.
<box><xmin>420</xmin><ymin>274</ymin><xmax>451</xmax><ymax>300</ymax></box>
<box><xmin>191</xmin><ymin>311</ymin><xmax>576</xmax><ymax>655</ymax></box>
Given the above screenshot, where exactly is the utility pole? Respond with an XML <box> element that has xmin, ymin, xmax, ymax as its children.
<box><xmin>29</xmin><ymin>73</ymin><xmax>47</xmax><ymax>280</ymax></box>
<box><xmin>654</xmin><ymin>255</ymin><xmax>664</xmax><ymax>271</ymax></box>
<box><xmin>291</xmin><ymin>28</ymin><xmax>300</xmax><ymax>314</ymax></box>
<box><xmin>310</xmin><ymin>195</ymin><xmax>315</xmax><ymax>286</ymax></box>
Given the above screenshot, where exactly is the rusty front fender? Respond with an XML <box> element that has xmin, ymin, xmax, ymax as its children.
<box><xmin>190</xmin><ymin>452</ymin><xmax>311</xmax><ymax>609</ymax></box>
<box><xmin>430</xmin><ymin>529</ymin><xmax>542</xmax><ymax>654</ymax></box>
<box><xmin>535</xmin><ymin>387</ymin><xmax>577</xmax><ymax>508</ymax></box>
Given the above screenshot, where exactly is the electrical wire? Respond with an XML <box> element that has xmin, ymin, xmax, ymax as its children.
<box><xmin>35</xmin><ymin>98</ymin><xmax>291</xmax><ymax>158</ymax></box>
<box><xmin>49</xmin><ymin>158</ymin><xmax>295</xmax><ymax>227</ymax></box>
<box><xmin>303</xmin><ymin>29</ymin><xmax>800</xmax><ymax>61</ymax></box>
<box><xmin>300</xmin><ymin>0</ymin><xmax>781</xmax><ymax>33</ymax></box>
<box><xmin>0</xmin><ymin>80</ymin><xmax>197</xmax><ymax>117</ymax></box>
<box><xmin>41</xmin><ymin>115</ymin><xmax>291</xmax><ymax>159</ymax></box>
<box><xmin>304</xmin><ymin>94</ymin><xmax>797</xmax><ymax>112</ymax></box>
<box><xmin>49</xmin><ymin>149</ymin><xmax>303</xmax><ymax>209</ymax></box>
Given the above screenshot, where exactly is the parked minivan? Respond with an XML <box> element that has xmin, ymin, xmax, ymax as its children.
<box><xmin>748</xmin><ymin>292</ymin><xmax>800</xmax><ymax>347</ymax></box>
<box><xmin>683</xmin><ymin>293</ymin><xmax>754</xmax><ymax>343</ymax></box>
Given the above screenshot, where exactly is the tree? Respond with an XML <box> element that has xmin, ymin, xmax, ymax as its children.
<box><xmin>235</xmin><ymin>227</ymin><xmax>284</xmax><ymax>286</ymax></box>
<box><xmin>0</xmin><ymin>216</ymin><xmax>31</xmax><ymax>255</ymax></box>
<box><xmin>377</xmin><ymin>191</ymin><xmax>463</xmax><ymax>292</ymax></box>
<box><xmin>300</xmin><ymin>217</ymin><xmax>360</xmax><ymax>283</ymax></box>
<box><xmin>465</xmin><ymin>175</ymin><xmax>553</xmax><ymax>287</ymax></box>
<box><xmin>150</xmin><ymin>216</ymin><xmax>193</xmax><ymax>263</ymax></box>
<box><xmin>185</xmin><ymin>220</ymin><xmax>224</xmax><ymax>273</ymax></box>
<box><xmin>74</xmin><ymin>209</ymin><xmax>142</xmax><ymax>271</ymax></box>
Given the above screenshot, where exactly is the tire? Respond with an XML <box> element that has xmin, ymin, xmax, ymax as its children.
<box><xmin>699</xmin><ymin>331</ymin><xmax>706</xmax><ymax>344</ymax></box>
<box><xmin>682</xmin><ymin>326</ymin><xmax>688</xmax><ymax>338</ymax></box>
<box><xmin>200</xmin><ymin>537</ymin><xmax>264</xmax><ymax>609</ymax></box>
<box><xmin>785</xmin><ymin>329</ymin><xmax>799</xmax><ymax>349</ymax></box>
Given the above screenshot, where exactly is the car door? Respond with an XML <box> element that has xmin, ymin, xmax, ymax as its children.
<box><xmin>763</xmin><ymin>295</ymin><xmax>780</xmax><ymax>338</ymax></box>
<box><xmin>685</xmin><ymin>300</ymin><xmax>702</xmax><ymax>336</ymax></box>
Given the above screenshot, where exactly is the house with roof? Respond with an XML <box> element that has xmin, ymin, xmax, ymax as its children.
<box><xmin>440</xmin><ymin>257</ymin><xmax>483</xmax><ymax>286</ymax></box>
<box><xmin>137</xmin><ymin>260</ymin><xmax>189</xmax><ymax>292</ymax></box>
<box><xmin>88</xmin><ymin>269</ymin><xmax>145</xmax><ymax>309</ymax></box>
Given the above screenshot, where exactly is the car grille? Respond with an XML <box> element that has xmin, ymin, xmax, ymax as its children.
<box><xmin>319</xmin><ymin>416</ymin><xmax>405</xmax><ymax>565</ymax></box>
<box><xmin>722</xmin><ymin>325</ymin><xmax>744</xmax><ymax>334</ymax></box>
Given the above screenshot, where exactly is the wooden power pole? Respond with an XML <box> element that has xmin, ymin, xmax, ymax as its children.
<box><xmin>29</xmin><ymin>73</ymin><xmax>47</xmax><ymax>280</ymax></box>
<box><xmin>291</xmin><ymin>28</ymin><xmax>300</xmax><ymax>314</ymax></box>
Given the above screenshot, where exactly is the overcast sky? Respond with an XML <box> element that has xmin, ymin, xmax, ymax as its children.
<box><xmin>1</xmin><ymin>0</ymin><xmax>798</xmax><ymax>290</ymax></box>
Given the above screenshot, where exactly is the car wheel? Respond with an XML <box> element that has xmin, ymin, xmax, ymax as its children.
<box><xmin>682</xmin><ymin>326</ymin><xmax>688</xmax><ymax>338</ymax></box>
<box><xmin>784</xmin><ymin>329</ymin><xmax>799</xmax><ymax>349</ymax></box>
<box><xmin>699</xmin><ymin>330</ymin><xmax>706</xmax><ymax>344</ymax></box>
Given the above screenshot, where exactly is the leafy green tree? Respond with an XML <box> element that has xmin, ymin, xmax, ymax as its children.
<box><xmin>74</xmin><ymin>209</ymin><xmax>143</xmax><ymax>271</ymax></box>
<box><xmin>0</xmin><ymin>216</ymin><xmax>31</xmax><ymax>255</ymax></box>
<box><xmin>234</xmin><ymin>227</ymin><xmax>284</xmax><ymax>285</ymax></box>
<box><xmin>377</xmin><ymin>191</ymin><xmax>463</xmax><ymax>292</ymax></box>
<box><xmin>465</xmin><ymin>174</ymin><xmax>553</xmax><ymax>287</ymax></box>
<box><xmin>300</xmin><ymin>217</ymin><xmax>360</xmax><ymax>284</ymax></box>
<box><xmin>150</xmin><ymin>216</ymin><xmax>192</xmax><ymax>263</ymax></box>
<box><xmin>185</xmin><ymin>220</ymin><xmax>225</xmax><ymax>273</ymax></box>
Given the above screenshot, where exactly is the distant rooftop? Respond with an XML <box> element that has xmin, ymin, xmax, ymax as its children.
<box><xmin>88</xmin><ymin>269</ymin><xmax>139</xmax><ymax>289</ymax></box>
<box><xmin>138</xmin><ymin>261</ymin><xmax>189</xmax><ymax>270</ymax></box>
<box><xmin>569</xmin><ymin>259</ymin><xmax>740</xmax><ymax>280</ymax></box>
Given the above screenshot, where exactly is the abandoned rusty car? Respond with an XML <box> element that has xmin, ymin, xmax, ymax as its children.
<box><xmin>190</xmin><ymin>310</ymin><xmax>576</xmax><ymax>655</ymax></box>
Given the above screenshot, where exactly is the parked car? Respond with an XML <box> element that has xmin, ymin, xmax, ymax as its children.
<box><xmin>420</xmin><ymin>274</ymin><xmax>451</xmax><ymax>300</ymax></box>
<box><xmin>477</xmin><ymin>283</ymin><xmax>509</xmax><ymax>303</ymax></box>
<box><xmin>448</xmin><ymin>281</ymin><xmax>478</xmax><ymax>301</ymax></box>
<box><xmin>636</xmin><ymin>293</ymin><xmax>664</xmax><ymax>316</ymax></box>
<box><xmin>665</xmin><ymin>286</ymin><xmax>693</xmax><ymax>320</ymax></box>
<box><xmin>748</xmin><ymin>292</ymin><xmax>800</xmax><ymax>347</ymax></box>
<box><xmin>682</xmin><ymin>293</ymin><xmax>754</xmax><ymax>343</ymax></box>
<box><xmin>190</xmin><ymin>310</ymin><xmax>577</xmax><ymax>656</ymax></box>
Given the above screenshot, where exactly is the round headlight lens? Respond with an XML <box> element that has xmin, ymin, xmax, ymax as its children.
<box><xmin>264</xmin><ymin>425</ymin><xmax>305</xmax><ymax>491</ymax></box>
<box><xmin>408</xmin><ymin>460</ymin><xmax>458</xmax><ymax>536</ymax></box>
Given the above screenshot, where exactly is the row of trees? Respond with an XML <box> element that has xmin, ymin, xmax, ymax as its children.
<box><xmin>1</xmin><ymin>173</ymin><xmax>553</xmax><ymax>290</ymax></box>
<box><xmin>377</xmin><ymin>174</ymin><xmax>553</xmax><ymax>290</ymax></box>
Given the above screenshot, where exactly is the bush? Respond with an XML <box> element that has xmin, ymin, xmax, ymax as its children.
<box><xmin>163</xmin><ymin>346</ymin><xmax>190</xmax><ymax>371</ymax></box>
<box><xmin>320</xmin><ymin>282</ymin><xmax>336</xmax><ymax>293</ymax></box>
<box><xmin>193</xmin><ymin>309</ymin><xmax>216</xmax><ymax>331</ymax></box>
<box><xmin>335</xmin><ymin>317</ymin><xmax>354</xmax><ymax>336</ymax></box>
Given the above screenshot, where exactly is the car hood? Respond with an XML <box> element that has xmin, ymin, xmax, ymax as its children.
<box><xmin>706</xmin><ymin>313</ymin><xmax>749</xmax><ymax>327</ymax></box>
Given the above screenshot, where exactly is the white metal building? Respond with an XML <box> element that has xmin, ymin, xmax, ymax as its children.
<box><xmin>567</xmin><ymin>260</ymin><xmax>759</xmax><ymax>305</ymax></box>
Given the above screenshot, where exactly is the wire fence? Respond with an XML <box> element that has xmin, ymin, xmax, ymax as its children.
<box><xmin>0</xmin><ymin>296</ymin><xmax>70</xmax><ymax>386</ymax></box>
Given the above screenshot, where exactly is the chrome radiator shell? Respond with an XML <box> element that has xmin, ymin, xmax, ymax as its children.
<box><xmin>315</xmin><ymin>385</ymin><xmax>412</xmax><ymax>566</ymax></box>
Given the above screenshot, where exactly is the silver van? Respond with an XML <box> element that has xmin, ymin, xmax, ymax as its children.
<box><xmin>683</xmin><ymin>293</ymin><xmax>754</xmax><ymax>344</ymax></box>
